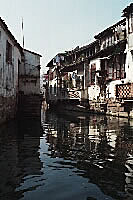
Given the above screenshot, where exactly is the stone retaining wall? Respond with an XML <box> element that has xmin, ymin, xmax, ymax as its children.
<box><xmin>0</xmin><ymin>96</ymin><xmax>17</xmax><ymax>125</ymax></box>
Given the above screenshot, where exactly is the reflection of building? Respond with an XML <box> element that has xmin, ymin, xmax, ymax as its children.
<box><xmin>0</xmin><ymin>120</ymin><xmax>43</xmax><ymax>199</ymax></box>
<box><xmin>46</xmin><ymin>4</ymin><xmax>133</xmax><ymax>118</ymax></box>
<box><xmin>43</xmin><ymin>110</ymin><xmax>133</xmax><ymax>199</ymax></box>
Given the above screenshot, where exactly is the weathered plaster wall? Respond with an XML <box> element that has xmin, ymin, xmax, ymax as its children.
<box><xmin>0</xmin><ymin>22</ymin><xmax>22</xmax><ymax>124</ymax></box>
<box><xmin>88</xmin><ymin>85</ymin><xmax>100</xmax><ymax>101</ymax></box>
<box><xmin>124</xmin><ymin>14</ymin><xmax>133</xmax><ymax>84</ymax></box>
<box><xmin>0</xmin><ymin>25</ymin><xmax>21</xmax><ymax>97</ymax></box>
<box><xmin>106</xmin><ymin>80</ymin><xmax>122</xmax><ymax>99</ymax></box>
<box><xmin>18</xmin><ymin>50</ymin><xmax>41</xmax><ymax>119</ymax></box>
<box><xmin>124</xmin><ymin>50</ymin><xmax>133</xmax><ymax>83</ymax></box>
<box><xmin>19</xmin><ymin>50</ymin><xmax>40</xmax><ymax>95</ymax></box>
<box><xmin>20</xmin><ymin>50</ymin><xmax>40</xmax><ymax>77</ymax></box>
<box><xmin>126</xmin><ymin>32</ymin><xmax>133</xmax><ymax>82</ymax></box>
<box><xmin>88</xmin><ymin>59</ymin><xmax>100</xmax><ymax>100</ymax></box>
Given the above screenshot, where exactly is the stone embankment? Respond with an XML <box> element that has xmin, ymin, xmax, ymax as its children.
<box><xmin>48</xmin><ymin>99</ymin><xmax>133</xmax><ymax>120</ymax></box>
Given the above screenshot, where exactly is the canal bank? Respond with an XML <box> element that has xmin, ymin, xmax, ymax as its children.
<box><xmin>47</xmin><ymin>99</ymin><xmax>133</xmax><ymax>120</ymax></box>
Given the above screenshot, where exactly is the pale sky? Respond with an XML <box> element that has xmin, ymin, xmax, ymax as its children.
<box><xmin>0</xmin><ymin>0</ymin><xmax>132</xmax><ymax>73</ymax></box>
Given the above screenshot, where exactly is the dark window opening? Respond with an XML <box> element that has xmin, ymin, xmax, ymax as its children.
<box><xmin>6</xmin><ymin>41</ymin><xmax>12</xmax><ymax>64</ymax></box>
<box><xmin>108</xmin><ymin>67</ymin><xmax>113</xmax><ymax>79</ymax></box>
<box><xmin>76</xmin><ymin>76</ymin><xmax>80</xmax><ymax>88</ymax></box>
<box><xmin>63</xmin><ymin>80</ymin><xmax>67</xmax><ymax>88</ymax></box>
<box><xmin>131</xmin><ymin>13</ymin><xmax>133</xmax><ymax>33</ymax></box>
<box><xmin>91</xmin><ymin>64</ymin><xmax>96</xmax><ymax>85</ymax></box>
<box><xmin>82</xmin><ymin>76</ymin><xmax>84</xmax><ymax>89</ymax></box>
<box><xmin>54</xmin><ymin>84</ymin><xmax>56</xmax><ymax>94</ymax></box>
<box><xmin>50</xmin><ymin>85</ymin><xmax>52</xmax><ymax>94</ymax></box>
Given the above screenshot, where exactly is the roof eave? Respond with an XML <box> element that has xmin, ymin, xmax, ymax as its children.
<box><xmin>94</xmin><ymin>18</ymin><xmax>126</xmax><ymax>39</ymax></box>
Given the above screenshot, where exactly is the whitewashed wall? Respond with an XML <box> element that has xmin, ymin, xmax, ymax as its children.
<box><xmin>106</xmin><ymin>80</ymin><xmax>122</xmax><ymax>99</ymax></box>
<box><xmin>124</xmin><ymin>14</ymin><xmax>133</xmax><ymax>84</ymax></box>
<box><xmin>88</xmin><ymin>85</ymin><xmax>100</xmax><ymax>100</ymax></box>
<box><xmin>21</xmin><ymin>50</ymin><xmax>40</xmax><ymax>76</ymax></box>
<box><xmin>88</xmin><ymin>59</ymin><xmax>100</xmax><ymax>100</ymax></box>
<box><xmin>0</xmin><ymin>23</ymin><xmax>22</xmax><ymax>98</ymax></box>
<box><xmin>19</xmin><ymin>50</ymin><xmax>41</xmax><ymax>95</ymax></box>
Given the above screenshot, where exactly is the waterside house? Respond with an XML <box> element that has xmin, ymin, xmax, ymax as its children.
<box><xmin>46</xmin><ymin>3</ymin><xmax>133</xmax><ymax>119</ymax></box>
<box><xmin>0</xmin><ymin>17</ymin><xmax>41</xmax><ymax>124</ymax></box>
<box><xmin>18</xmin><ymin>49</ymin><xmax>42</xmax><ymax>118</ymax></box>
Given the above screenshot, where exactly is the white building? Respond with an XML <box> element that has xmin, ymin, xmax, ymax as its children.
<box><xmin>0</xmin><ymin>17</ymin><xmax>42</xmax><ymax>123</ymax></box>
<box><xmin>0</xmin><ymin>17</ymin><xmax>23</xmax><ymax>123</ymax></box>
<box><xmin>19</xmin><ymin>49</ymin><xmax>41</xmax><ymax>95</ymax></box>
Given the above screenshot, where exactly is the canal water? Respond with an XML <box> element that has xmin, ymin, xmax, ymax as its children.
<box><xmin>0</xmin><ymin>110</ymin><xmax>133</xmax><ymax>200</ymax></box>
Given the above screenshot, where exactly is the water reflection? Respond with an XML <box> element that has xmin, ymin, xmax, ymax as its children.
<box><xmin>42</xmin><ymin>111</ymin><xmax>133</xmax><ymax>200</ymax></box>
<box><xmin>0</xmin><ymin>119</ymin><xmax>43</xmax><ymax>200</ymax></box>
<box><xmin>0</xmin><ymin>111</ymin><xmax>133</xmax><ymax>200</ymax></box>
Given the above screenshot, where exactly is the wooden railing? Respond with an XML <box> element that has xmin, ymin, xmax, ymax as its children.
<box><xmin>47</xmin><ymin>88</ymin><xmax>81</xmax><ymax>101</ymax></box>
<box><xmin>116</xmin><ymin>83</ymin><xmax>133</xmax><ymax>99</ymax></box>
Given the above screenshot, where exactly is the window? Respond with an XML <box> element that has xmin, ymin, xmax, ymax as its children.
<box><xmin>131</xmin><ymin>13</ymin><xmax>133</xmax><ymax>33</ymax></box>
<box><xmin>82</xmin><ymin>76</ymin><xmax>84</xmax><ymax>89</ymax></box>
<box><xmin>63</xmin><ymin>80</ymin><xmax>67</xmax><ymax>88</ymax></box>
<box><xmin>121</xmin><ymin>63</ymin><xmax>125</xmax><ymax>79</ymax></box>
<box><xmin>0</xmin><ymin>68</ymin><xmax>2</xmax><ymax>85</ymax></box>
<box><xmin>59</xmin><ymin>78</ymin><xmax>62</xmax><ymax>89</ymax></box>
<box><xmin>109</xmin><ymin>37</ymin><xmax>112</xmax><ymax>46</ymax></box>
<box><xmin>114</xmin><ymin>68</ymin><xmax>116</xmax><ymax>79</ymax></box>
<box><xmin>50</xmin><ymin>85</ymin><xmax>52</xmax><ymax>94</ymax></box>
<box><xmin>102</xmin><ymin>41</ymin><xmax>106</xmax><ymax>49</ymax></box>
<box><xmin>106</xmin><ymin>38</ymin><xmax>109</xmax><ymax>47</ymax></box>
<box><xmin>116</xmin><ymin>64</ymin><xmax>121</xmax><ymax>78</ymax></box>
<box><xmin>114</xmin><ymin>34</ymin><xmax>116</xmax><ymax>42</ymax></box>
<box><xmin>107</xmin><ymin>54</ymin><xmax>126</xmax><ymax>80</ymax></box>
<box><xmin>91</xmin><ymin>64</ymin><xmax>96</xmax><ymax>84</ymax></box>
<box><xmin>49</xmin><ymin>72</ymin><xmax>53</xmax><ymax>80</ymax></box>
<box><xmin>6</xmin><ymin>41</ymin><xmax>12</xmax><ymax>64</ymax></box>
<box><xmin>112</xmin><ymin>35</ymin><xmax>114</xmax><ymax>44</ymax></box>
<box><xmin>108</xmin><ymin>67</ymin><xmax>113</xmax><ymax>79</ymax></box>
<box><xmin>76</xmin><ymin>76</ymin><xmax>80</xmax><ymax>88</ymax></box>
<box><xmin>54</xmin><ymin>83</ymin><xmax>56</xmax><ymax>94</ymax></box>
<box><xmin>116</xmin><ymin>33</ymin><xmax>119</xmax><ymax>41</ymax></box>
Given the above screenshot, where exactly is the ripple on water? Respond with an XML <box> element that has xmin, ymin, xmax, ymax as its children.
<box><xmin>0</xmin><ymin>112</ymin><xmax>133</xmax><ymax>200</ymax></box>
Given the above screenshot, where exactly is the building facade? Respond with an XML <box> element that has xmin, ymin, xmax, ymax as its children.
<box><xmin>0</xmin><ymin>17</ymin><xmax>41</xmax><ymax>124</ymax></box>
<box><xmin>19</xmin><ymin>49</ymin><xmax>41</xmax><ymax>95</ymax></box>
<box><xmin>46</xmin><ymin>3</ymin><xmax>133</xmax><ymax>118</ymax></box>
<box><xmin>0</xmin><ymin>17</ymin><xmax>23</xmax><ymax>124</ymax></box>
<box><xmin>18</xmin><ymin>49</ymin><xmax>42</xmax><ymax>118</ymax></box>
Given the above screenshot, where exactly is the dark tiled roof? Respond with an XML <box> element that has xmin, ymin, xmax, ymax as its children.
<box><xmin>24</xmin><ymin>49</ymin><xmax>42</xmax><ymax>57</ymax></box>
<box><xmin>123</xmin><ymin>3</ymin><xmax>133</xmax><ymax>16</ymax></box>
<box><xmin>46</xmin><ymin>52</ymin><xmax>67</xmax><ymax>67</ymax></box>
<box><xmin>0</xmin><ymin>17</ymin><xmax>23</xmax><ymax>54</ymax></box>
<box><xmin>94</xmin><ymin>18</ymin><xmax>126</xmax><ymax>39</ymax></box>
<box><xmin>0</xmin><ymin>17</ymin><xmax>41</xmax><ymax>57</ymax></box>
